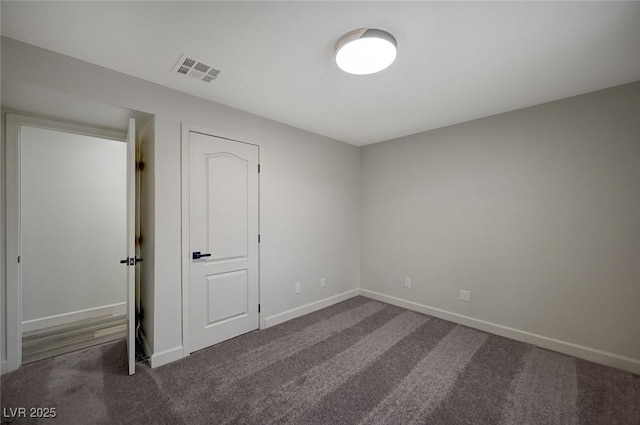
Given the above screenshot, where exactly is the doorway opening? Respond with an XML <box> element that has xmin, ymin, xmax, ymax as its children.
<box><xmin>5</xmin><ymin>113</ymin><xmax>137</xmax><ymax>374</ymax></box>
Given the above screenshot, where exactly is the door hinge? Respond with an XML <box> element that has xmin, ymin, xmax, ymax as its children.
<box><xmin>258</xmin><ymin>304</ymin><xmax>261</xmax><ymax>313</ymax></box>
<box><xmin>258</xmin><ymin>234</ymin><xmax>261</xmax><ymax>243</ymax></box>
<box><xmin>17</xmin><ymin>255</ymin><xmax>20</xmax><ymax>264</ymax></box>
<box><xmin>137</xmin><ymin>161</ymin><xmax>145</xmax><ymax>171</ymax></box>
<box><xmin>258</xmin><ymin>164</ymin><xmax>261</xmax><ymax>173</ymax></box>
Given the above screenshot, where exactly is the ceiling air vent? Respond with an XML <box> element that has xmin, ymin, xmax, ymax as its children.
<box><xmin>173</xmin><ymin>54</ymin><xmax>221</xmax><ymax>83</ymax></box>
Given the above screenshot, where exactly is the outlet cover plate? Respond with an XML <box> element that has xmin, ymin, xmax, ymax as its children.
<box><xmin>459</xmin><ymin>289</ymin><xmax>471</xmax><ymax>302</ymax></box>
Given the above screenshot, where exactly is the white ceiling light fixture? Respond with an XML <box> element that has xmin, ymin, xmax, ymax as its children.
<box><xmin>334</xmin><ymin>28</ymin><xmax>397</xmax><ymax>75</ymax></box>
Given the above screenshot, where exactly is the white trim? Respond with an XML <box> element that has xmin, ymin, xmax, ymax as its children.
<box><xmin>21</xmin><ymin>302</ymin><xmax>126</xmax><ymax>333</ymax></box>
<box><xmin>360</xmin><ymin>289</ymin><xmax>640</xmax><ymax>375</ymax></box>
<box><xmin>263</xmin><ymin>289</ymin><xmax>360</xmax><ymax>329</ymax></box>
<box><xmin>182</xmin><ymin>122</ymin><xmax>259</xmax><ymax>147</ymax></box>
<box><xmin>4</xmin><ymin>112</ymin><xmax>128</xmax><ymax>373</ymax></box>
<box><xmin>149</xmin><ymin>345</ymin><xmax>183</xmax><ymax>369</ymax></box>
<box><xmin>6</xmin><ymin>113</ymin><xmax>23</xmax><ymax>373</ymax></box>
<box><xmin>5</xmin><ymin>113</ymin><xmax>125</xmax><ymax>141</ymax></box>
<box><xmin>180</xmin><ymin>123</ymin><xmax>191</xmax><ymax>358</ymax></box>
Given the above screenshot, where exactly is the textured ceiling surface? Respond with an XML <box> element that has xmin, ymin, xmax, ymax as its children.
<box><xmin>2</xmin><ymin>1</ymin><xmax>639</xmax><ymax>145</ymax></box>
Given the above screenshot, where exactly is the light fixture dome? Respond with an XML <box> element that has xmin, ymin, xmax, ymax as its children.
<box><xmin>334</xmin><ymin>28</ymin><xmax>397</xmax><ymax>75</ymax></box>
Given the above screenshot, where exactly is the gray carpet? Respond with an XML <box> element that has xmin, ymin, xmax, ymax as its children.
<box><xmin>1</xmin><ymin>296</ymin><xmax>639</xmax><ymax>424</ymax></box>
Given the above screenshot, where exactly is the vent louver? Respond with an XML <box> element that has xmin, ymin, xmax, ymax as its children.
<box><xmin>173</xmin><ymin>54</ymin><xmax>222</xmax><ymax>83</ymax></box>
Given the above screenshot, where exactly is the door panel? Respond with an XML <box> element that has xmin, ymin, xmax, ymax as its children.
<box><xmin>206</xmin><ymin>153</ymin><xmax>248</xmax><ymax>261</ymax></box>
<box><xmin>189</xmin><ymin>132</ymin><xmax>259</xmax><ymax>353</ymax></box>
<box><xmin>205</xmin><ymin>269</ymin><xmax>248</xmax><ymax>325</ymax></box>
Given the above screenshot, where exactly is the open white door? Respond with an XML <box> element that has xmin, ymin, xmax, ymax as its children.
<box><xmin>126</xmin><ymin>118</ymin><xmax>136</xmax><ymax>375</ymax></box>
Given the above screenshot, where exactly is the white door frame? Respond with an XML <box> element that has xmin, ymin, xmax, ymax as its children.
<box><xmin>180</xmin><ymin>123</ymin><xmax>261</xmax><ymax>358</ymax></box>
<box><xmin>5</xmin><ymin>113</ymin><xmax>126</xmax><ymax>373</ymax></box>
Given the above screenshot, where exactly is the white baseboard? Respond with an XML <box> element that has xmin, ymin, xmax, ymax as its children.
<box><xmin>147</xmin><ymin>289</ymin><xmax>359</xmax><ymax>368</ymax></box>
<box><xmin>360</xmin><ymin>289</ymin><xmax>640</xmax><ymax>375</ymax></box>
<box><xmin>149</xmin><ymin>345</ymin><xmax>183</xmax><ymax>369</ymax></box>
<box><xmin>263</xmin><ymin>288</ymin><xmax>360</xmax><ymax>329</ymax></box>
<box><xmin>21</xmin><ymin>302</ymin><xmax>127</xmax><ymax>333</ymax></box>
<box><xmin>1</xmin><ymin>360</ymin><xmax>7</xmax><ymax>375</ymax></box>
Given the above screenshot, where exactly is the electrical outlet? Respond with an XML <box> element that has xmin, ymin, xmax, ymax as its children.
<box><xmin>459</xmin><ymin>289</ymin><xmax>471</xmax><ymax>302</ymax></box>
<box><xmin>404</xmin><ymin>277</ymin><xmax>412</xmax><ymax>288</ymax></box>
<box><xmin>295</xmin><ymin>282</ymin><xmax>301</xmax><ymax>294</ymax></box>
<box><xmin>320</xmin><ymin>277</ymin><xmax>326</xmax><ymax>288</ymax></box>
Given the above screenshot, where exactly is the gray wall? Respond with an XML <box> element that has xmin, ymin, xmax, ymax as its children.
<box><xmin>361</xmin><ymin>82</ymin><xmax>640</xmax><ymax>361</ymax></box>
<box><xmin>1</xmin><ymin>37</ymin><xmax>361</xmax><ymax>364</ymax></box>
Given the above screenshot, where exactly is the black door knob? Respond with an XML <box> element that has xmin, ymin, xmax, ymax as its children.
<box><xmin>192</xmin><ymin>251</ymin><xmax>212</xmax><ymax>260</ymax></box>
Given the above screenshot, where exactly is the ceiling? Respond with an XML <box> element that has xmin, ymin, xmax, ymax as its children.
<box><xmin>2</xmin><ymin>1</ymin><xmax>639</xmax><ymax>146</ymax></box>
